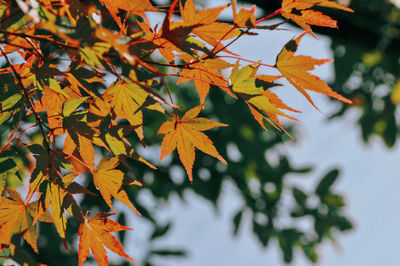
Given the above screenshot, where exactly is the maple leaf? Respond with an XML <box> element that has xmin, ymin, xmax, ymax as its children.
<box><xmin>27</xmin><ymin>168</ymin><xmax>86</xmax><ymax>243</ymax></box>
<box><xmin>0</xmin><ymin>190</ymin><xmax>51</xmax><ymax>253</ymax></box>
<box><xmin>230</xmin><ymin>62</ymin><xmax>299</xmax><ymax>134</ymax></box>
<box><xmin>104</xmin><ymin>70</ymin><xmax>164</xmax><ymax>145</ymax></box>
<box><xmin>37</xmin><ymin>174</ymin><xmax>85</xmax><ymax>241</ymax></box>
<box><xmin>78</xmin><ymin>42</ymin><xmax>111</xmax><ymax>69</ymax></box>
<box><xmin>96</xmin><ymin>117</ymin><xmax>157</xmax><ymax>169</ymax></box>
<box><xmin>177</xmin><ymin>53</ymin><xmax>234</xmax><ymax>104</ymax></box>
<box><xmin>99</xmin><ymin>0</ymin><xmax>154</xmax><ymax>32</ymax></box>
<box><xmin>93</xmin><ymin>157</ymin><xmax>142</xmax><ymax>215</ymax></box>
<box><xmin>95</xmin><ymin>27</ymin><xmax>159</xmax><ymax>73</ymax></box>
<box><xmin>158</xmin><ymin>105</ymin><xmax>227</xmax><ymax>182</ymax></box>
<box><xmin>137</xmin><ymin>20</ymin><xmax>177</xmax><ymax>63</ymax></box>
<box><xmin>78</xmin><ymin>212</ymin><xmax>135</xmax><ymax>266</ymax></box>
<box><xmin>275</xmin><ymin>33</ymin><xmax>352</xmax><ymax>109</ymax></box>
<box><xmin>33</xmin><ymin>86</ymin><xmax>67</xmax><ymax>135</ymax></box>
<box><xmin>179</xmin><ymin>0</ymin><xmax>240</xmax><ymax>51</ymax></box>
<box><xmin>63</xmin><ymin>133</ymin><xmax>95</xmax><ymax>170</ymax></box>
<box><xmin>160</xmin><ymin>0</ymin><xmax>236</xmax><ymax>59</ymax></box>
<box><xmin>62</xmin><ymin>97</ymin><xmax>96</xmax><ymax>169</ymax></box>
<box><xmin>231</xmin><ymin>1</ymin><xmax>257</xmax><ymax>28</ymax></box>
<box><xmin>281</xmin><ymin>0</ymin><xmax>354</xmax><ymax>37</ymax></box>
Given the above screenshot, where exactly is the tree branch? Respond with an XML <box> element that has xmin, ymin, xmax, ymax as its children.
<box><xmin>0</xmin><ymin>45</ymin><xmax>51</xmax><ymax>153</ymax></box>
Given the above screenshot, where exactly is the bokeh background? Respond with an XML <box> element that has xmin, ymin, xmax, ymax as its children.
<box><xmin>8</xmin><ymin>0</ymin><xmax>400</xmax><ymax>265</ymax></box>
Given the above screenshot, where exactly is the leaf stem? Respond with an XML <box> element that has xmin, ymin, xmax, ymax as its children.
<box><xmin>0</xmin><ymin>124</ymin><xmax>36</xmax><ymax>153</ymax></box>
<box><xmin>256</xmin><ymin>8</ymin><xmax>282</xmax><ymax>24</ymax></box>
<box><xmin>160</xmin><ymin>76</ymin><xmax>178</xmax><ymax>119</ymax></box>
<box><xmin>217</xmin><ymin>55</ymin><xmax>275</xmax><ymax>68</ymax></box>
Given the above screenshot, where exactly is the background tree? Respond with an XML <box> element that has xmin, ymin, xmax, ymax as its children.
<box><xmin>0</xmin><ymin>0</ymin><xmax>356</xmax><ymax>265</ymax></box>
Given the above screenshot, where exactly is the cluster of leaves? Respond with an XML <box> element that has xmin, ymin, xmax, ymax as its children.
<box><xmin>0</xmin><ymin>0</ymin><xmax>353</xmax><ymax>265</ymax></box>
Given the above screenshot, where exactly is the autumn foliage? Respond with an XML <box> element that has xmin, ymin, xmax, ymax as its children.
<box><xmin>0</xmin><ymin>0</ymin><xmax>353</xmax><ymax>265</ymax></box>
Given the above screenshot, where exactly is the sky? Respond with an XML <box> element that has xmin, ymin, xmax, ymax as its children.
<box><xmin>120</xmin><ymin>2</ymin><xmax>400</xmax><ymax>266</ymax></box>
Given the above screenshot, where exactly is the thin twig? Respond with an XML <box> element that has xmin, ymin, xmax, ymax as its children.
<box><xmin>0</xmin><ymin>45</ymin><xmax>51</xmax><ymax>152</ymax></box>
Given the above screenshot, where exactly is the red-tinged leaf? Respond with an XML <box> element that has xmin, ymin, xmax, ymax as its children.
<box><xmin>158</xmin><ymin>105</ymin><xmax>227</xmax><ymax>182</ymax></box>
<box><xmin>161</xmin><ymin>0</ymin><xmax>239</xmax><ymax>58</ymax></box>
<box><xmin>275</xmin><ymin>33</ymin><xmax>352</xmax><ymax>109</ymax></box>
<box><xmin>93</xmin><ymin>157</ymin><xmax>142</xmax><ymax>215</ymax></box>
<box><xmin>137</xmin><ymin>21</ymin><xmax>177</xmax><ymax>63</ymax></box>
<box><xmin>161</xmin><ymin>0</ymin><xmax>201</xmax><ymax>59</ymax></box>
<box><xmin>281</xmin><ymin>0</ymin><xmax>353</xmax><ymax>37</ymax></box>
<box><xmin>95</xmin><ymin>27</ymin><xmax>158</xmax><ymax>73</ymax></box>
<box><xmin>78</xmin><ymin>212</ymin><xmax>135</xmax><ymax>266</ymax></box>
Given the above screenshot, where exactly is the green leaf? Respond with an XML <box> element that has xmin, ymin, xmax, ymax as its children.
<box><xmin>303</xmin><ymin>245</ymin><xmax>318</xmax><ymax>263</ymax></box>
<box><xmin>253</xmin><ymin>220</ymin><xmax>272</xmax><ymax>247</ymax></box>
<box><xmin>335</xmin><ymin>216</ymin><xmax>353</xmax><ymax>231</ymax></box>
<box><xmin>232</xmin><ymin>209</ymin><xmax>243</xmax><ymax>235</ymax></box>
<box><xmin>151</xmin><ymin>249</ymin><xmax>187</xmax><ymax>257</ymax></box>
<box><xmin>150</xmin><ymin>223</ymin><xmax>171</xmax><ymax>240</ymax></box>
<box><xmin>63</xmin><ymin>97</ymin><xmax>89</xmax><ymax>117</ymax></box>
<box><xmin>292</xmin><ymin>187</ymin><xmax>307</xmax><ymax>205</ymax></box>
<box><xmin>1</xmin><ymin>94</ymin><xmax>22</xmax><ymax>111</ymax></box>
<box><xmin>0</xmin><ymin>158</ymin><xmax>16</xmax><ymax>174</ymax></box>
<box><xmin>322</xmin><ymin>193</ymin><xmax>345</xmax><ymax>208</ymax></box>
<box><xmin>315</xmin><ymin>169</ymin><xmax>339</xmax><ymax>196</ymax></box>
<box><xmin>0</xmin><ymin>111</ymin><xmax>12</xmax><ymax>126</ymax></box>
<box><xmin>0</xmin><ymin>172</ymin><xmax>5</xmax><ymax>196</ymax></box>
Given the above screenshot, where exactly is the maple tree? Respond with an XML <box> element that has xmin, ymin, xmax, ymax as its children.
<box><xmin>0</xmin><ymin>0</ymin><xmax>354</xmax><ymax>265</ymax></box>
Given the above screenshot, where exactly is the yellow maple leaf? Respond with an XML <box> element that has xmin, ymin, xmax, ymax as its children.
<box><xmin>158</xmin><ymin>105</ymin><xmax>227</xmax><ymax>182</ymax></box>
<box><xmin>93</xmin><ymin>157</ymin><xmax>142</xmax><ymax>215</ymax></box>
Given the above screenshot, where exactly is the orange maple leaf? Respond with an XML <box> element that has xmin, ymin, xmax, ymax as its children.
<box><xmin>158</xmin><ymin>105</ymin><xmax>227</xmax><ymax>182</ymax></box>
<box><xmin>275</xmin><ymin>32</ymin><xmax>351</xmax><ymax>109</ymax></box>
<box><xmin>0</xmin><ymin>190</ymin><xmax>51</xmax><ymax>253</ymax></box>
<box><xmin>281</xmin><ymin>0</ymin><xmax>353</xmax><ymax>37</ymax></box>
<box><xmin>63</xmin><ymin>133</ymin><xmax>95</xmax><ymax>170</ymax></box>
<box><xmin>93</xmin><ymin>157</ymin><xmax>142</xmax><ymax>216</ymax></box>
<box><xmin>231</xmin><ymin>1</ymin><xmax>257</xmax><ymax>28</ymax></box>
<box><xmin>177</xmin><ymin>53</ymin><xmax>233</xmax><ymax>104</ymax></box>
<box><xmin>179</xmin><ymin>0</ymin><xmax>240</xmax><ymax>50</ymax></box>
<box><xmin>78</xmin><ymin>212</ymin><xmax>135</xmax><ymax>266</ymax></box>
